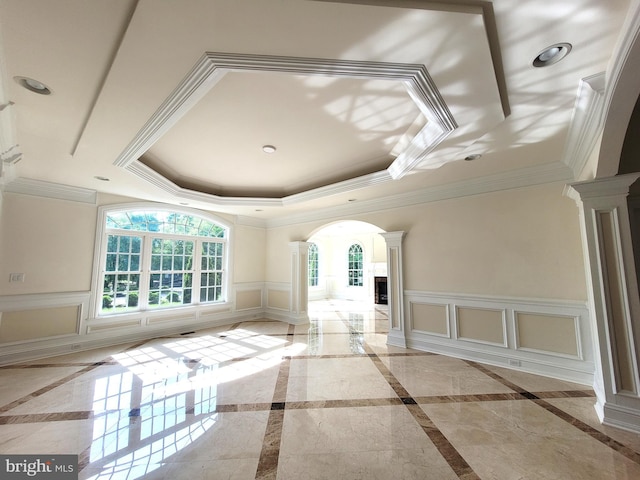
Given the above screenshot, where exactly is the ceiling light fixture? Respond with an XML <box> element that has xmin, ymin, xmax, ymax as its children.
<box><xmin>14</xmin><ymin>76</ymin><xmax>52</xmax><ymax>95</ymax></box>
<box><xmin>94</xmin><ymin>176</ymin><xmax>110</xmax><ymax>181</ymax></box>
<box><xmin>464</xmin><ymin>154</ymin><xmax>482</xmax><ymax>161</ymax></box>
<box><xmin>262</xmin><ymin>145</ymin><xmax>276</xmax><ymax>154</ymax></box>
<box><xmin>532</xmin><ymin>43</ymin><xmax>572</xmax><ymax>67</ymax></box>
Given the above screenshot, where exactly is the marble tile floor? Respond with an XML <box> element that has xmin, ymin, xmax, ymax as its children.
<box><xmin>1</xmin><ymin>300</ymin><xmax>640</xmax><ymax>479</ymax></box>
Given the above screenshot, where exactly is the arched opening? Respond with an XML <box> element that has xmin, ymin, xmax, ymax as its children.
<box><xmin>306</xmin><ymin>220</ymin><xmax>387</xmax><ymax>305</ymax></box>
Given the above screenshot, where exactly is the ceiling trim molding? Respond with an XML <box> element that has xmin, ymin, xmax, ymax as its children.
<box><xmin>265</xmin><ymin>162</ymin><xmax>574</xmax><ymax>228</ymax></box>
<box><xmin>561</xmin><ymin>73</ymin><xmax>606</xmax><ymax>180</ymax></box>
<box><xmin>115</xmin><ymin>52</ymin><xmax>457</xmax><ymax>199</ymax></box>
<box><xmin>3</xmin><ymin>177</ymin><xmax>97</xmax><ymax>204</ymax></box>
<box><xmin>127</xmin><ymin>158</ymin><xmax>392</xmax><ymax>207</ymax></box>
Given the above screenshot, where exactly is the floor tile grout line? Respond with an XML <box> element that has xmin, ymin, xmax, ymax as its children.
<box><xmin>464</xmin><ymin>359</ymin><xmax>640</xmax><ymax>465</ymax></box>
<box><xmin>0</xmin><ymin>363</ymin><xmax>105</xmax><ymax>414</ymax></box>
<box><xmin>361</xmin><ymin>342</ymin><xmax>481</xmax><ymax>480</ymax></box>
<box><xmin>340</xmin><ymin>308</ymin><xmax>484</xmax><ymax>480</ymax></box>
<box><xmin>0</xmin><ymin>391</ymin><xmax>599</xmax><ymax>424</ymax></box>
<box><xmin>0</xmin><ymin>411</ymin><xmax>93</xmax><ymax>424</ymax></box>
<box><xmin>254</xmin><ymin>324</ymin><xmax>295</xmax><ymax>480</ymax></box>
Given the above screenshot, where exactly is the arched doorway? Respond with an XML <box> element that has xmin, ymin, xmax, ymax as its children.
<box><xmin>306</xmin><ymin>220</ymin><xmax>387</xmax><ymax>304</ymax></box>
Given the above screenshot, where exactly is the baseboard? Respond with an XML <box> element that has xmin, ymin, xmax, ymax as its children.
<box><xmin>405</xmin><ymin>334</ymin><xmax>593</xmax><ymax>385</ymax></box>
<box><xmin>0</xmin><ymin>308</ymin><xmax>264</xmax><ymax>366</ymax></box>
<box><xmin>601</xmin><ymin>402</ymin><xmax>640</xmax><ymax>434</ymax></box>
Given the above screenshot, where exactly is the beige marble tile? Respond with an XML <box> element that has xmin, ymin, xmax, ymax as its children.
<box><xmin>0</xmin><ymin>365</ymin><xmax>89</xmax><ymax>409</ymax></box>
<box><xmin>546</xmin><ymin>397</ymin><xmax>640</xmax><ymax>452</ymax></box>
<box><xmin>83</xmin><ymin>411</ymin><xmax>268</xmax><ymax>477</ymax></box>
<box><xmin>457</xmin><ymin>436</ymin><xmax>640</xmax><ymax>479</ymax></box>
<box><xmin>381</xmin><ymin>355</ymin><xmax>515</xmax><ymax>397</ymax></box>
<box><xmin>363</xmin><ymin>333</ymin><xmax>421</xmax><ymax>354</ymax></box>
<box><xmin>484</xmin><ymin>364</ymin><xmax>590</xmax><ymax>391</ymax></box>
<box><xmin>81</xmin><ymin>458</ymin><xmax>259</xmax><ymax>480</ymax></box>
<box><xmin>4</xmin><ymin>364</ymin><xmax>131</xmax><ymax>415</ymax></box>
<box><xmin>208</xmin><ymin>363</ymin><xmax>280</xmax><ymax>404</ymax></box>
<box><xmin>277</xmin><ymin>449</ymin><xmax>457</xmax><ymax>480</ymax></box>
<box><xmin>0</xmin><ymin>418</ymin><xmax>94</xmax><ymax>454</ymax></box>
<box><xmin>278</xmin><ymin>406</ymin><xmax>457</xmax><ymax>479</ymax></box>
<box><xmin>230</xmin><ymin>321</ymin><xmax>291</xmax><ymax>335</ymax></box>
<box><xmin>20</xmin><ymin>343</ymin><xmax>138</xmax><ymax>365</ymax></box>
<box><xmin>294</xmin><ymin>320</ymin><xmax>349</xmax><ymax>334</ymax></box>
<box><xmin>286</xmin><ymin>357</ymin><xmax>396</xmax><ymax>401</ymax></box>
<box><xmin>288</xmin><ymin>332</ymin><xmax>366</xmax><ymax>356</ymax></box>
<box><xmin>423</xmin><ymin>400</ymin><xmax>588</xmax><ymax>446</ymax></box>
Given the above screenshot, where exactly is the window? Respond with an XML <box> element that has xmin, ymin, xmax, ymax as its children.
<box><xmin>98</xmin><ymin>208</ymin><xmax>228</xmax><ymax>316</ymax></box>
<box><xmin>348</xmin><ymin>243</ymin><xmax>363</xmax><ymax>287</ymax></box>
<box><xmin>308</xmin><ymin>243</ymin><xmax>318</xmax><ymax>287</ymax></box>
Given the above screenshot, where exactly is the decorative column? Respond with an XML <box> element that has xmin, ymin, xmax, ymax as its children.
<box><xmin>380</xmin><ymin>231</ymin><xmax>406</xmax><ymax>348</ymax></box>
<box><xmin>288</xmin><ymin>241</ymin><xmax>310</xmax><ymax>324</ymax></box>
<box><xmin>565</xmin><ymin>173</ymin><xmax>640</xmax><ymax>432</ymax></box>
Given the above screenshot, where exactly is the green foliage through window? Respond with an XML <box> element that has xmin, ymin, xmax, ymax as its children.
<box><xmin>348</xmin><ymin>244</ymin><xmax>363</xmax><ymax>287</ymax></box>
<box><xmin>100</xmin><ymin>208</ymin><xmax>228</xmax><ymax>315</ymax></box>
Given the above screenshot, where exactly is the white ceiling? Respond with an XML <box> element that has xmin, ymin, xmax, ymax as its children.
<box><xmin>0</xmin><ymin>0</ymin><xmax>632</xmax><ymax>223</ymax></box>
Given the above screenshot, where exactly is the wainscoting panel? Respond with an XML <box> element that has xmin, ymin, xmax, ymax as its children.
<box><xmin>0</xmin><ymin>283</ymin><xmax>289</xmax><ymax>365</ymax></box>
<box><xmin>455</xmin><ymin>306</ymin><xmax>507</xmax><ymax>347</ymax></box>
<box><xmin>404</xmin><ymin>291</ymin><xmax>593</xmax><ymax>385</ymax></box>
<box><xmin>0</xmin><ymin>305</ymin><xmax>80</xmax><ymax>343</ymax></box>
<box><xmin>234</xmin><ymin>283</ymin><xmax>264</xmax><ymax>311</ymax></box>
<box><xmin>515</xmin><ymin>311</ymin><xmax>581</xmax><ymax>358</ymax></box>
<box><xmin>409</xmin><ymin>301</ymin><xmax>449</xmax><ymax>337</ymax></box>
<box><xmin>267</xmin><ymin>286</ymin><xmax>290</xmax><ymax>311</ymax></box>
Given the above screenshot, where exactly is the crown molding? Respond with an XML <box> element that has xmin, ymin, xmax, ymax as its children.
<box><xmin>561</xmin><ymin>73</ymin><xmax>606</xmax><ymax>179</ymax></box>
<box><xmin>265</xmin><ymin>162</ymin><xmax>574</xmax><ymax>228</ymax></box>
<box><xmin>3</xmin><ymin>177</ymin><xmax>97</xmax><ymax>204</ymax></box>
<box><xmin>116</xmin><ymin>52</ymin><xmax>456</xmax><ymax>201</ymax></box>
<box><xmin>128</xmin><ymin>158</ymin><xmax>394</xmax><ymax>208</ymax></box>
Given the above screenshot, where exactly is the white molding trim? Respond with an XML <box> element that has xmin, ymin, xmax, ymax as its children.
<box><xmin>116</xmin><ymin>52</ymin><xmax>456</xmax><ymax>204</ymax></box>
<box><xmin>403</xmin><ymin>290</ymin><xmax>593</xmax><ymax>385</ymax></box>
<box><xmin>3</xmin><ymin>177</ymin><xmax>97</xmax><ymax>204</ymax></box>
<box><xmin>561</xmin><ymin>73</ymin><xmax>606</xmax><ymax>180</ymax></box>
<box><xmin>602</xmin><ymin>0</ymin><xmax>640</xmax><ymax>134</ymax></box>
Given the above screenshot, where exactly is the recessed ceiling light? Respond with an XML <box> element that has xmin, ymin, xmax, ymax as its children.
<box><xmin>348</xmin><ymin>198</ymin><xmax>357</xmax><ymax>202</ymax></box>
<box><xmin>179</xmin><ymin>202</ymin><xmax>189</xmax><ymax>206</ymax></box>
<box><xmin>255</xmin><ymin>209</ymin><xmax>263</xmax><ymax>212</ymax></box>
<box><xmin>14</xmin><ymin>76</ymin><xmax>52</xmax><ymax>95</ymax></box>
<box><xmin>262</xmin><ymin>145</ymin><xmax>276</xmax><ymax>154</ymax></box>
<box><xmin>464</xmin><ymin>154</ymin><xmax>482</xmax><ymax>161</ymax></box>
<box><xmin>532</xmin><ymin>43</ymin><xmax>572</xmax><ymax>67</ymax></box>
<box><xmin>94</xmin><ymin>176</ymin><xmax>110</xmax><ymax>181</ymax></box>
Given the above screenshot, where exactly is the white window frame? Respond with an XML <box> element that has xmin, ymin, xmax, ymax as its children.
<box><xmin>308</xmin><ymin>242</ymin><xmax>319</xmax><ymax>287</ymax></box>
<box><xmin>347</xmin><ymin>243</ymin><xmax>364</xmax><ymax>287</ymax></box>
<box><xmin>90</xmin><ymin>203</ymin><xmax>232</xmax><ymax>319</ymax></box>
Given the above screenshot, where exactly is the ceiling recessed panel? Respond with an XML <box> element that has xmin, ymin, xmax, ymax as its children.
<box><xmin>142</xmin><ymin>71</ymin><xmax>423</xmax><ymax>197</ymax></box>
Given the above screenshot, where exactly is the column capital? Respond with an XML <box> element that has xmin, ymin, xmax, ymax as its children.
<box><xmin>380</xmin><ymin>231</ymin><xmax>406</xmax><ymax>246</ymax></box>
<box><xmin>564</xmin><ymin>173</ymin><xmax>640</xmax><ymax>203</ymax></box>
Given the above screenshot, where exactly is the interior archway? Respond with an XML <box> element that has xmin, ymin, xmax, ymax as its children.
<box><xmin>306</xmin><ymin>220</ymin><xmax>387</xmax><ymax>305</ymax></box>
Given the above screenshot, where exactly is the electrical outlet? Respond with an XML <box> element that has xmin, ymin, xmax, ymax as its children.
<box><xmin>70</xmin><ymin>344</ymin><xmax>81</xmax><ymax>351</ymax></box>
<box><xmin>9</xmin><ymin>273</ymin><xmax>25</xmax><ymax>283</ymax></box>
<box><xmin>508</xmin><ymin>359</ymin><xmax>522</xmax><ymax>367</ymax></box>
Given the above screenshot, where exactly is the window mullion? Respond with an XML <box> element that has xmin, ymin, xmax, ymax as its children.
<box><xmin>193</xmin><ymin>240</ymin><xmax>203</xmax><ymax>305</ymax></box>
<box><xmin>139</xmin><ymin>235</ymin><xmax>152</xmax><ymax>310</ymax></box>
